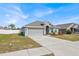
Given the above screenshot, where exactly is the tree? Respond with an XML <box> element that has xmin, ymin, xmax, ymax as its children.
<box><xmin>8</xmin><ymin>24</ymin><xmax>16</xmax><ymax>30</ymax></box>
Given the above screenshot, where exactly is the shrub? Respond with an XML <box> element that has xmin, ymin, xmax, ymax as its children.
<box><xmin>19</xmin><ymin>32</ymin><xmax>25</xmax><ymax>36</ymax></box>
<box><xmin>53</xmin><ymin>32</ymin><xmax>56</xmax><ymax>35</ymax></box>
<box><xmin>66</xmin><ymin>30</ymin><xmax>72</xmax><ymax>34</ymax></box>
<box><xmin>49</xmin><ymin>32</ymin><xmax>56</xmax><ymax>36</ymax></box>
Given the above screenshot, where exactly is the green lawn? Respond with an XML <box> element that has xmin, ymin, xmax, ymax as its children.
<box><xmin>52</xmin><ymin>34</ymin><xmax>79</xmax><ymax>41</ymax></box>
<box><xmin>0</xmin><ymin>34</ymin><xmax>41</xmax><ymax>53</ymax></box>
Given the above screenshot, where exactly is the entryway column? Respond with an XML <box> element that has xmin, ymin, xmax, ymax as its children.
<box><xmin>44</xmin><ymin>27</ymin><xmax>46</xmax><ymax>35</ymax></box>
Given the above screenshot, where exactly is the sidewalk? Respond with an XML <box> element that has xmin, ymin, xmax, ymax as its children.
<box><xmin>0</xmin><ymin>47</ymin><xmax>53</xmax><ymax>56</ymax></box>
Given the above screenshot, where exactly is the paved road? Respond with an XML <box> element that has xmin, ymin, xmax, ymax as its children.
<box><xmin>29</xmin><ymin>35</ymin><xmax>79</xmax><ymax>56</ymax></box>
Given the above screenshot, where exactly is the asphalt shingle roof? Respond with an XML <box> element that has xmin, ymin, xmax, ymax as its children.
<box><xmin>55</xmin><ymin>23</ymin><xmax>79</xmax><ymax>29</ymax></box>
<box><xmin>23</xmin><ymin>20</ymin><xmax>52</xmax><ymax>27</ymax></box>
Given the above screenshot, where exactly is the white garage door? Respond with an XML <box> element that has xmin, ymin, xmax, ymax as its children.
<box><xmin>28</xmin><ymin>28</ymin><xmax>44</xmax><ymax>36</ymax></box>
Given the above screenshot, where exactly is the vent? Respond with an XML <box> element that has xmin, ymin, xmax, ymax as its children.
<box><xmin>40</xmin><ymin>24</ymin><xmax>44</xmax><ymax>26</ymax></box>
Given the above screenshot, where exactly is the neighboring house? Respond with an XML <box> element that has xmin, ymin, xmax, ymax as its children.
<box><xmin>21</xmin><ymin>21</ymin><xmax>52</xmax><ymax>36</ymax></box>
<box><xmin>0</xmin><ymin>26</ymin><xmax>4</xmax><ymax>29</ymax></box>
<box><xmin>0</xmin><ymin>26</ymin><xmax>10</xmax><ymax>30</ymax></box>
<box><xmin>0</xmin><ymin>26</ymin><xmax>15</xmax><ymax>30</ymax></box>
<box><xmin>54</xmin><ymin>23</ymin><xmax>79</xmax><ymax>34</ymax></box>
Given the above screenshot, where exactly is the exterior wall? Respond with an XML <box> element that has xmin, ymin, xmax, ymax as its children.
<box><xmin>74</xmin><ymin>29</ymin><xmax>79</xmax><ymax>34</ymax></box>
<box><xmin>44</xmin><ymin>26</ymin><xmax>46</xmax><ymax>35</ymax></box>
<box><xmin>53</xmin><ymin>28</ymin><xmax>59</xmax><ymax>34</ymax></box>
<box><xmin>0</xmin><ymin>30</ymin><xmax>20</xmax><ymax>34</ymax></box>
<box><xmin>50</xmin><ymin>28</ymin><xmax>59</xmax><ymax>34</ymax></box>
<box><xmin>49</xmin><ymin>28</ymin><xmax>52</xmax><ymax>33</ymax></box>
<box><xmin>21</xmin><ymin>28</ymin><xmax>28</xmax><ymax>36</ymax></box>
<box><xmin>59</xmin><ymin>29</ymin><xmax>66</xmax><ymax>34</ymax></box>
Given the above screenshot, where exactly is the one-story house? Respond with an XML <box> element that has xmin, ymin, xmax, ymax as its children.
<box><xmin>21</xmin><ymin>21</ymin><xmax>53</xmax><ymax>36</ymax></box>
<box><xmin>54</xmin><ymin>23</ymin><xmax>79</xmax><ymax>34</ymax></box>
<box><xmin>21</xmin><ymin>21</ymin><xmax>79</xmax><ymax>36</ymax></box>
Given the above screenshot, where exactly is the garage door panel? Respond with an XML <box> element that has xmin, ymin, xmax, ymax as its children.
<box><xmin>28</xmin><ymin>28</ymin><xmax>44</xmax><ymax>36</ymax></box>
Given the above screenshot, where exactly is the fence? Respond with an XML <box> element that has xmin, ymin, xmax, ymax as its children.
<box><xmin>0</xmin><ymin>30</ymin><xmax>20</xmax><ymax>34</ymax></box>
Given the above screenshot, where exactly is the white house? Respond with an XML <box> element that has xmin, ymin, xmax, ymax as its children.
<box><xmin>21</xmin><ymin>21</ymin><xmax>53</xmax><ymax>36</ymax></box>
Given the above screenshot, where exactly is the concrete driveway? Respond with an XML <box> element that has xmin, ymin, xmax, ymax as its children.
<box><xmin>29</xmin><ymin>35</ymin><xmax>79</xmax><ymax>56</ymax></box>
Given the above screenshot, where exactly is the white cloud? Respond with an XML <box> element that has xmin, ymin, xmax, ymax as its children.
<box><xmin>7</xmin><ymin>19</ymin><xmax>18</xmax><ymax>24</ymax></box>
<box><xmin>1</xmin><ymin>5</ymin><xmax>29</xmax><ymax>24</ymax></box>
<box><xmin>5</xmin><ymin>14</ymin><xmax>10</xmax><ymax>17</ymax></box>
<box><xmin>33</xmin><ymin>8</ymin><xmax>54</xmax><ymax>18</ymax></box>
<box><xmin>59</xmin><ymin>16</ymin><xmax>79</xmax><ymax>24</ymax></box>
<box><xmin>67</xmin><ymin>16</ymin><xmax>79</xmax><ymax>21</ymax></box>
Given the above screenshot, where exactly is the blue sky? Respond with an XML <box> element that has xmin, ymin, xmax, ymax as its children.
<box><xmin>0</xmin><ymin>3</ymin><xmax>79</xmax><ymax>28</ymax></box>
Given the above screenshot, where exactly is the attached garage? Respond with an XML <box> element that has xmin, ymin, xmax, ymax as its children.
<box><xmin>28</xmin><ymin>28</ymin><xmax>44</xmax><ymax>36</ymax></box>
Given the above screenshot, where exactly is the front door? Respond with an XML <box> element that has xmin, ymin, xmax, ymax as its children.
<box><xmin>46</xmin><ymin>26</ymin><xmax>49</xmax><ymax>34</ymax></box>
